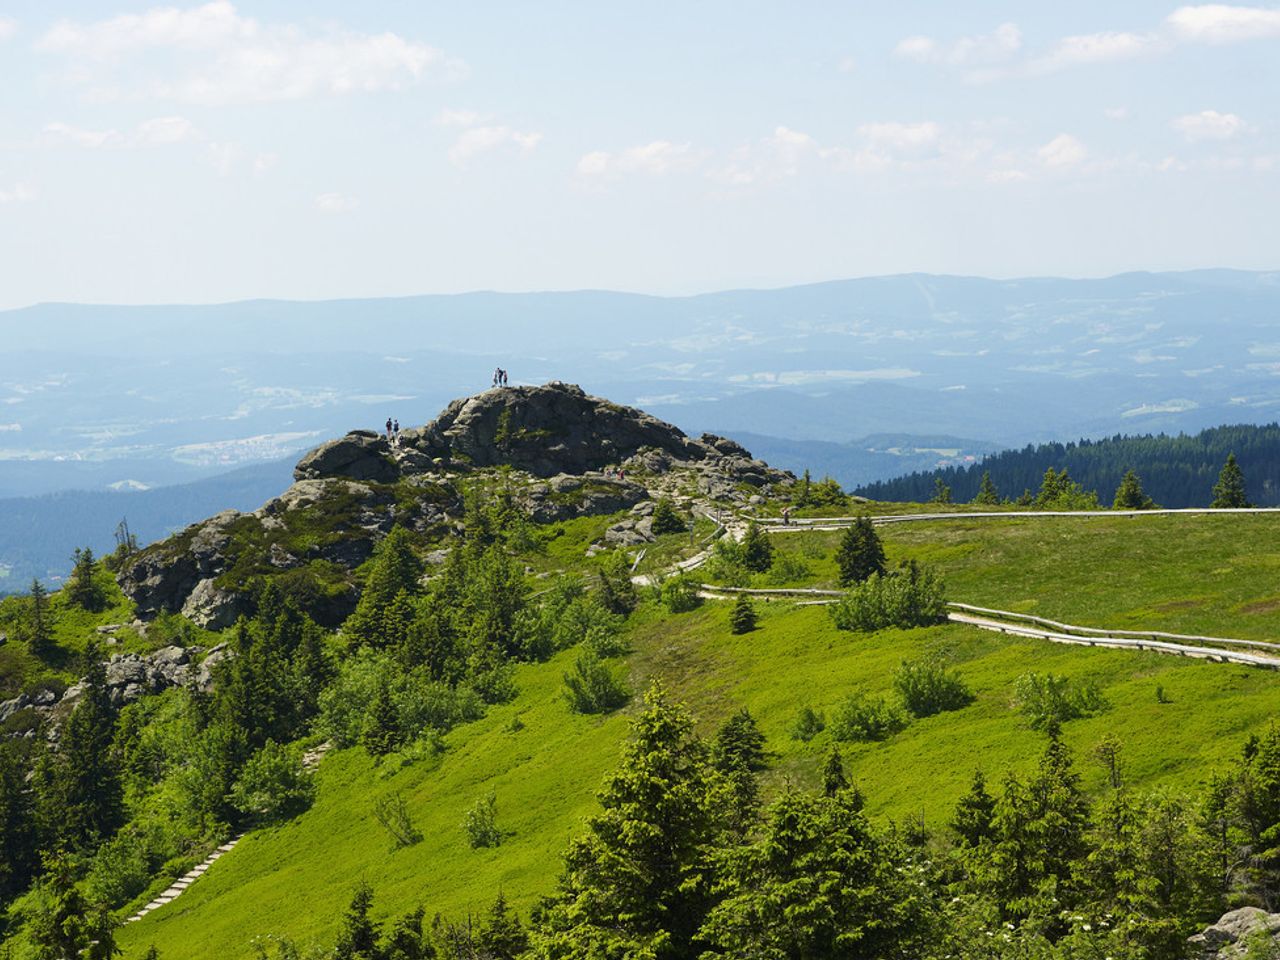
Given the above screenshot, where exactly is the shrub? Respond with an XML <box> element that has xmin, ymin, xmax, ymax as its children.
<box><xmin>704</xmin><ymin>538</ymin><xmax>750</xmax><ymax>587</ymax></box>
<box><xmin>830</xmin><ymin>695</ymin><xmax>908</xmax><ymax>743</ymax></box>
<box><xmin>464</xmin><ymin>791</ymin><xmax>501</xmax><ymax>849</ymax></box>
<box><xmin>764</xmin><ymin>552</ymin><xmax>812</xmax><ymax>586</ymax></box>
<box><xmin>373</xmin><ymin>792</ymin><xmax>422</xmax><ymax>849</ymax></box>
<box><xmin>740</xmin><ymin>523</ymin><xmax>774</xmax><ymax>573</ymax></box>
<box><xmin>562</xmin><ymin>650</ymin><xmax>630</xmax><ymax>714</ymax></box>
<box><xmin>230</xmin><ymin>740</ymin><xmax>314</xmax><ymax>822</ymax></box>
<box><xmin>650</xmin><ymin>499</ymin><xmax>687</xmax><ymax>535</ymax></box>
<box><xmin>829</xmin><ymin>567</ymin><xmax>947</xmax><ymax>633</ymax></box>
<box><xmin>893</xmin><ymin>658</ymin><xmax>974</xmax><ymax>717</ymax></box>
<box><xmin>730</xmin><ymin>595</ymin><xmax>757</xmax><ymax>634</ymax></box>
<box><xmin>83</xmin><ymin>828</ymin><xmax>152</xmax><ymax>908</ymax></box>
<box><xmin>790</xmin><ymin>705</ymin><xmax>826</xmax><ymax>742</ymax></box>
<box><xmin>597</xmin><ymin>550</ymin><xmax>638</xmax><ymax>616</ymax></box>
<box><xmin>661</xmin><ymin>574</ymin><xmax>703</xmax><ymax>613</ymax></box>
<box><xmin>1013</xmin><ymin>672</ymin><xmax>1109</xmax><ymax>730</ymax></box>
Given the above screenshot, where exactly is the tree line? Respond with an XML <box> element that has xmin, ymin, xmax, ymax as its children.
<box><xmin>857</xmin><ymin>423</ymin><xmax>1280</xmax><ymax>507</ymax></box>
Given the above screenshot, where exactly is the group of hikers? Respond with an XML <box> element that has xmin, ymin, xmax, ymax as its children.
<box><xmin>492</xmin><ymin>368</ymin><xmax>510</xmax><ymax>387</ymax></box>
<box><xmin>384</xmin><ymin>418</ymin><xmax>402</xmax><ymax>444</ymax></box>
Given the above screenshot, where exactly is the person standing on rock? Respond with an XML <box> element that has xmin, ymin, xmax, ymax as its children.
<box><xmin>393</xmin><ymin>419</ymin><xmax>400</xmax><ymax>443</ymax></box>
<box><xmin>385</xmin><ymin>417</ymin><xmax>393</xmax><ymax>440</ymax></box>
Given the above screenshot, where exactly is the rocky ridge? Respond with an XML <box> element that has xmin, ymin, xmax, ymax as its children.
<box><xmin>118</xmin><ymin>382</ymin><xmax>792</xmax><ymax>628</ymax></box>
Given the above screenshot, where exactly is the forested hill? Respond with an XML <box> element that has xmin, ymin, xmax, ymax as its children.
<box><xmin>856</xmin><ymin>423</ymin><xmax>1280</xmax><ymax>507</ymax></box>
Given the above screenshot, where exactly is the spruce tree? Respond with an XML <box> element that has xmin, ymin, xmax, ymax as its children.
<box><xmin>951</xmin><ymin>769</ymin><xmax>996</xmax><ymax>847</ymax></box>
<box><xmin>26</xmin><ymin>578</ymin><xmax>52</xmax><ymax>658</ymax></box>
<box><xmin>835</xmin><ymin>516</ymin><xmax>886</xmax><ymax>586</ymax></box>
<box><xmin>0</xmin><ymin>742</ymin><xmax>36</xmax><ymax>901</ymax></box>
<box><xmin>345</xmin><ymin>527</ymin><xmax>425</xmax><ymax>647</ymax></box>
<box><xmin>66</xmin><ymin>547</ymin><xmax>106</xmax><ymax>612</ymax></box>
<box><xmin>362</xmin><ymin>677</ymin><xmax>402</xmax><ymax>756</ymax></box>
<box><xmin>1211</xmin><ymin>452</ymin><xmax>1250</xmax><ymax>508</ymax></box>
<box><xmin>932</xmin><ymin>478</ymin><xmax>952</xmax><ymax>505</ymax></box>
<box><xmin>822</xmin><ymin>747</ymin><xmax>849</xmax><ymax>798</ymax></box>
<box><xmin>1112</xmin><ymin>469</ymin><xmax>1156</xmax><ymax>510</ymax></box>
<box><xmin>798</xmin><ymin>468</ymin><xmax>813</xmax><ymax>506</ymax></box>
<box><xmin>712</xmin><ymin>708</ymin><xmax>766</xmax><ymax>773</ymax></box>
<box><xmin>739</xmin><ymin>522</ymin><xmax>774</xmax><ymax>573</ymax></box>
<box><xmin>650</xmin><ymin>499</ymin><xmax>686</xmax><ymax>535</ymax></box>
<box><xmin>27</xmin><ymin>852</ymin><xmax>118</xmax><ymax>960</ymax></box>
<box><xmin>972</xmin><ymin>471</ymin><xmax>1001</xmax><ymax>506</ymax></box>
<box><xmin>479</xmin><ymin>891</ymin><xmax>529</xmax><ymax>959</ymax></box>
<box><xmin>334</xmin><ymin>881</ymin><xmax>381</xmax><ymax>960</ymax></box>
<box><xmin>529</xmin><ymin>683</ymin><xmax>716</xmax><ymax>958</ymax></box>
<box><xmin>729</xmin><ymin>594</ymin><xmax>756</xmax><ymax>634</ymax></box>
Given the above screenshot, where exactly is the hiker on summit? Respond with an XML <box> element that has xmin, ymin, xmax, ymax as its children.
<box><xmin>385</xmin><ymin>417</ymin><xmax>392</xmax><ymax>440</ymax></box>
<box><xmin>393</xmin><ymin>419</ymin><xmax>400</xmax><ymax>443</ymax></box>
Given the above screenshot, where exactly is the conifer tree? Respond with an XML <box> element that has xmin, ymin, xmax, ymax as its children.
<box><xmin>479</xmin><ymin>891</ymin><xmax>529</xmax><ymax>959</ymax></box>
<box><xmin>27</xmin><ymin>852</ymin><xmax>118</xmax><ymax>960</ymax></box>
<box><xmin>0</xmin><ymin>742</ymin><xmax>36</xmax><ymax>901</ymax></box>
<box><xmin>345</xmin><ymin>528</ymin><xmax>425</xmax><ymax>647</ymax></box>
<box><xmin>334</xmin><ymin>881</ymin><xmax>381</xmax><ymax>960</ymax></box>
<box><xmin>34</xmin><ymin>642</ymin><xmax>123</xmax><ymax>850</ymax></box>
<box><xmin>712</xmin><ymin>708</ymin><xmax>766</xmax><ymax>773</ymax></box>
<box><xmin>596</xmin><ymin>550</ymin><xmax>638</xmax><ymax>616</ymax></box>
<box><xmin>529</xmin><ymin>684</ymin><xmax>716</xmax><ymax>958</ymax></box>
<box><xmin>951</xmin><ymin>769</ymin><xmax>996</xmax><ymax>848</ymax></box>
<box><xmin>650</xmin><ymin>498</ymin><xmax>686</xmax><ymax>535</ymax></box>
<box><xmin>835</xmin><ymin>515</ymin><xmax>886</xmax><ymax>586</ymax></box>
<box><xmin>972</xmin><ymin>471</ymin><xmax>1001</xmax><ymax>506</ymax></box>
<box><xmin>26</xmin><ymin>578</ymin><xmax>52</xmax><ymax>658</ymax></box>
<box><xmin>66</xmin><ymin>547</ymin><xmax>106</xmax><ymax>612</ymax></box>
<box><xmin>932</xmin><ymin>478</ymin><xmax>952</xmax><ymax>504</ymax></box>
<box><xmin>1211</xmin><ymin>452</ymin><xmax>1251</xmax><ymax>508</ymax></box>
<box><xmin>729</xmin><ymin>594</ymin><xmax>756</xmax><ymax>634</ymax></box>
<box><xmin>823</xmin><ymin>747</ymin><xmax>849</xmax><ymax>797</ymax></box>
<box><xmin>1112</xmin><ymin>469</ymin><xmax>1156</xmax><ymax>510</ymax></box>
<box><xmin>798</xmin><ymin>468</ymin><xmax>813</xmax><ymax>506</ymax></box>
<box><xmin>739</xmin><ymin>522</ymin><xmax>774</xmax><ymax>573</ymax></box>
<box><xmin>362</xmin><ymin>677</ymin><xmax>402</xmax><ymax>756</ymax></box>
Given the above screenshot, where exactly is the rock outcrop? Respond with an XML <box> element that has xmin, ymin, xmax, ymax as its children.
<box><xmin>118</xmin><ymin>382</ymin><xmax>792</xmax><ymax>627</ymax></box>
<box><xmin>1190</xmin><ymin>907</ymin><xmax>1280</xmax><ymax>957</ymax></box>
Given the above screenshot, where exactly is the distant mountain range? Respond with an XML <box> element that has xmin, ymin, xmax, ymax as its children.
<box><xmin>2</xmin><ymin>269</ymin><xmax>1279</xmax><ymax>499</ymax></box>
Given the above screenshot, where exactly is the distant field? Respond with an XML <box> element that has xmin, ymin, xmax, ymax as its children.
<box><xmin>118</xmin><ymin>508</ymin><xmax>1280</xmax><ymax>958</ymax></box>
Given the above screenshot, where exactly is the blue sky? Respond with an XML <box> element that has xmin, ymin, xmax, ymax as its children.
<box><xmin>0</xmin><ymin>1</ymin><xmax>1277</xmax><ymax>308</ymax></box>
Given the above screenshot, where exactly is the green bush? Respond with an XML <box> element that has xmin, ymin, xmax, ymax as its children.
<box><xmin>562</xmin><ymin>650</ymin><xmax>630</xmax><ymax>715</ymax></box>
<box><xmin>730</xmin><ymin>595</ymin><xmax>757</xmax><ymax>635</ymax></box>
<box><xmin>830</xmin><ymin>694</ymin><xmax>908</xmax><ymax>743</ymax></box>
<box><xmin>661</xmin><ymin>575</ymin><xmax>702</xmax><ymax>613</ymax></box>
<box><xmin>790</xmin><ymin>706</ymin><xmax>826</xmax><ymax>742</ymax></box>
<box><xmin>229</xmin><ymin>740</ymin><xmax>314</xmax><ymax>822</ymax></box>
<box><xmin>893</xmin><ymin>658</ymin><xmax>974</xmax><ymax>717</ymax></box>
<box><xmin>464</xmin><ymin>791</ymin><xmax>501</xmax><ymax>849</ymax></box>
<box><xmin>764</xmin><ymin>552</ymin><xmax>812</xmax><ymax>586</ymax></box>
<box><xmin>829</xmin><ymin>567</ymin><xmax>947</xmax><ymax>633</ymax></box>
<box><xmin>83</xmin><ymin>828</ymin><xmax>152</xmax><ymax>908</ymax></box>
<box><xmin>1012</xmin><ymin>672</ymin><xmax>1109</xmax><ymax>730</ymax></box>
<box><xmin>704</xmin><ymin>539</ymin><xmax>751</xmax><ymax>587</ymax></box>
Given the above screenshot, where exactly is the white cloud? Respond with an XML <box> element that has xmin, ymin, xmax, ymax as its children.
<box><xmin>43</xmin><ymin>115</ymin><xmax>201</xmax><ymax>149</ymax></box>
<box><xmin>858</xmin><ymin>121</ymin><xmax>941</xmax><ymax>152</ymax></box>
<box><xmin>1033</xmin><ymin>31</ymin><xmax>1161</xmax><ymax>71</ymax></box>
<box><xmin>1166</xmin><ymin>4</ymin><xmax>1280</xmax><ymax>42</ymax></box>
<box><xmin>0</xmin><ymin>423</ymin><xmax>20</xmax><ymax>432</ymax></box>
<box><xmin>987</xmin><ymin>169</ymin><xmax>1030</xmax><ymax>183</ymax></box>
<box><xmin>0</xmin><ymin>17</ymin><xmax>16</xmax><ymax>41</ymax></box>
<box><xmin>449</xmin><ymin>125</ymin><xmax>542</xmax><ymax>167</ymax></box>
<box><xmin>836</xmin><ymin>55</ymin><xmax>856</xmax><ymax>73</ymax></box>
<box><xmin>0</xmin><ymin>183</ymin><xmax>35</xmax><ymax>205</ymax></box>
<box><xmin>894</xmin><ymin>23</ymin><xmax>1022</xmax><ymax>66</ymax></box>
<box><xmin>1172</xmin><ymin>109</ymin><xmax>1247</xmax><ymax>140</ymax></box>
<box><xmin>1037</xmin><ymin>133</ymin><xmax>1088</xmax><ymax>167</ymax></box>
<box><xmin>436</xmin><ymin>107</ymin><xmax>485</xmax><ymax>127</ymax></box>
<box><xmin>315</xmin><ymin>192</ymin><xmax>358</xmax><ymax>213</ymax></box>
<box><xmin>253</xmin><ymin>153</ymin><xmax>278</xmax><ymax>176</ymax></box>
<box><xmin>577</xmin><ymin>140</ymin><xmax>703</xmax><ymax>178</ymax></box>
<box><xmin>1104</xmin><ymin>106</ymin><xmax>1130</xmax><ymax>120</ymax></box>
<box><xmin>36</xmin><ymin>1</ymin><xmax>455</xmax><ymax>105</ymax></box>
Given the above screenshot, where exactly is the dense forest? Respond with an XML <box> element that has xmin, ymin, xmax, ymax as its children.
<box><xmin>856</xmin><ymin>424</ymin><xmax>1280</xmax><ymax>507</ymax></box>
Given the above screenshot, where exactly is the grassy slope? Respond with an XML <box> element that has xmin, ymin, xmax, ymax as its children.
<box><xmin>118</xmin><ymin>511</ymin><xmax>1280</xmax><ymax>958</ymax></box>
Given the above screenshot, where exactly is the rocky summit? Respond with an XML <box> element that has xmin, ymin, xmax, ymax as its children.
<box><xmin>118</xmin><ymin>382</ymin><xmax>792</xmax><ymax>629</ymax></box>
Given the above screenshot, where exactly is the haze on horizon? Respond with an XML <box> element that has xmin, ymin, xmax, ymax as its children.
<box><xmin>0</xmin><ymin>0</ymin><xmax>1278</xmax><ymax>311</ymax></box>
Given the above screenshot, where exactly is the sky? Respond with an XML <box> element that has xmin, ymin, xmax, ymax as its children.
<box><xmin>0</xmin><ymin>1</ymin><xmax>1278</xmax><ymax>308</ymax></box>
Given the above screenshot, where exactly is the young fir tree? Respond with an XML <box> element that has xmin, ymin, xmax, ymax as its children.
<box><xmin>479</xmin><ymin>891</ymin><xmax>530</xmax><ymax>960</ymax></box>
<box><xmin>740</xmin><ymin>522</ymin><xmax>774</xmax><ymax>573</ymax></box>
<box><xmin>34</xmin><ymin>642</ymin><xmax>123</xmax><ymax>850</ymax></box>
<box><xmin>0</xmin><ymin>742</ymin><xmax>36</xmax><ymax>901</ymax></box>
<box><xmin>1211</xmin><ymin>452</ymin><xmax>1251</xmax><ymax>508</ymax></box>
<box><xmin>528</xmin><ymin>684</ymin><xmax>717</xmax><ymax>959</ymax></box>
<box><xmin>797</xmin><ymin>468</ymin><xmax>813</xmax><ymax>506</ymax></box>
<box><xmin>596</xmin><ymin>550</ymin><xmax>638</xmax><ymax>616</ymax></box>
<box><xmin>333</xmin><ymin>881</ymin><xmax>381</xmax><ymax>960</ymax></box>
<box><xmin>729</xmin><ymin>594</ymin><xmax>756</xmax><ymax>634</ymax></box>
<box><xmin>835</xmin><ymin>516</ymin><xmax>886</xmax><ymax>587</ymax></box>
<box><xmin>932</xmin><ymin>478</ymin><xmax>952</xmax><ymax>505</ymax></box>
<box><xmin>26</xmin><ymin>578</ymin><xmax>52</xmax><ymax>658</ymax></box>
<box><xmin>27</xmin><ymin>852</ymin><xmax>119</xmax><ymax>960</ymax></box>
<box><xmin>362</xmin><ymin>677</ymin><xmax>402</xmax><ymax>757</ymax></box>
<box><xmin>822</xmin><ymin>747</ymin><xmax>850</xmax><ymax>798</ymax></box>
<box><xmin>951</xmin><ymin>769</ymin><xmax>996</xmax><ymax>848</ymax></box>
<box><xmin>649</xmin><ymin>498</ymin><xmax>686</xmax><ymax>535</ymax></box>
<box><xmin>972</xmin><ymin>470</ymin><xmax>1001</xmax><ymax>506</ymax></box>
<box><xmin>1112</xmin><ymin>469</ymin><xmax>1156</xmax><ymax>510</ymax></box>
<box><xmin>66</xmin><ymin>546</ymin><xmax>106</xmax><ymax>612</ymax></box>
<box><xmin>344</xmin><ymin>527</ymin><xmax>425</xmax><ymax>647</ymax></box>
<box><xmin>712</xmin><ymin>708</ymin><xmax>767</xmax><ymax>773</ymax></box>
